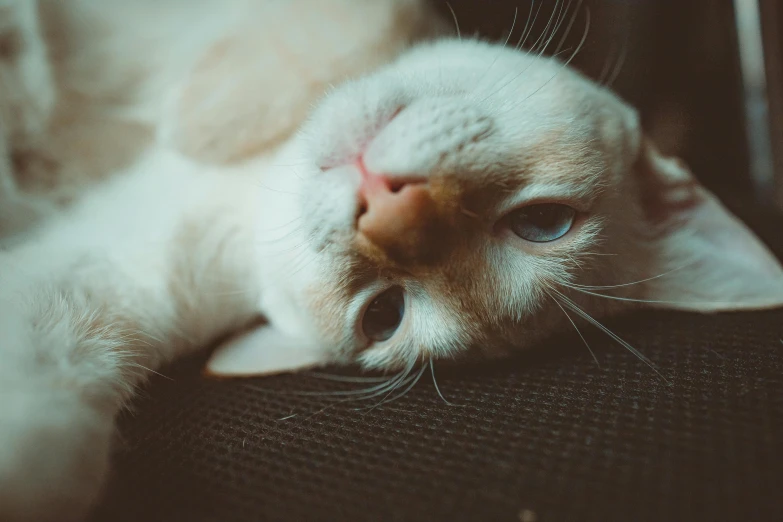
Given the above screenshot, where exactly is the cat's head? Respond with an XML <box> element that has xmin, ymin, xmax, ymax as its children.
<box><xmin>207</xmin><ymin>39</ymin><xmax>783</xmax><ymax>376</ymax></box>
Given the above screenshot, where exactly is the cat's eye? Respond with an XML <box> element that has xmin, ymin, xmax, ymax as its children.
<box><xmin>362</xmin><ymin>286</ymin><xmax>405</xmax><ymax>342</ymax></box>
<box><xmin>508</xmin><ymin>203</ymin><xmax>576</xmax><ymax>242</ymax></box>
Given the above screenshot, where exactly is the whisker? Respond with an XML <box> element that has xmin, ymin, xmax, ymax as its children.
<box><xmin>519</xmin><ymin>6</ymin><xmax>591</xmax><ymax>104</ymax></box>
<box><xmin>430</xmin><ymin>358</ymin><xmax>460</xmax><ymax>406</ymax></box>
<box><xmin>475</xmin><ymin>6</ymin><xmax>519</xmax><ymax>91</ymax></box>
<box><xmin>286</xmin><ymin>251</ymin><xmax>319</xmax><ymax>279</ymax></box>
<box><xmin>126</xmin><ymin>362</ymin><xmax>175</xmax><ymax>381</ymax></box>
<box><xmin>360</xmin><ymin>364</ymin><xmax>427</xmax><ymax>413</ymax></box>
<box><xmin>480</xmin><ymin>59</ymin><xmax>537</xmax><ymax>104</ymax></box>
<box><xmin>528</xmin><ymin>0</ymin><xmax>563</xmax><ymax>55</ymax></box>
<box><xmin>551</xmin><ymin>288</ymin><xmax>672</xmax><ymax>385</ymax></box>
<box><xmin>569</xmin><ymin>263</ymin><xmax>692</xmax><ymax>290</ymax></box>
<box><xmin>574</xmin><ymin>251</ymin><xmax>618</xmax><ymax>257</ymax></box>
<box><xmin>604</xmin><ymin>41</ymin><xmax>628</xmax><ymax>88</ymax></box>
<box><xmin>536</xmin><ymin>0</ymin><xmax>572</xmax><ymax>58</ymax></box>
<box><xmin>305</xmin><ymin>371</ymin><xmax>392</xmax><ymax>383</ymax></box>
<box><xmin>252</xmin><ymin>226</ymin><xmax>304</xmax><ymax>246</ymax></box>
<box><xmin>242</xmin><ymin>366</ymin><xmax>409</xmax><ymax>398</ymax></box>
<box><xmin>459</xmin><ymin>206</ymin><xmax>481</xmax><ymax>219</ymax></box>
<box><xmin>502</xmin><ymin>7</ymin><xmax>519</xmax><ymax>48</ymax></box>
<box><xmin>484</xmin><ymin>4</ymin><xmax>588</xmax><ymax>105</ymax></box>
<box><xmin>517</xmin><ymin>1</ymin><xmax>545</xmax><ymax>51</ymax></box>
<box><xmin>446</xmin><ymin>2</ymin><xmax>461</xmax><ymax>40</ymax></box>
<box><xmin>597</xmin><ymin>43</ymin><xmax>618</xmax><ymax>85</ymax></box>
<box><xmin>553</xmin><ymin>0</ymin><xmax>584</xmax><ymax>56</ymax></box>
<box><xmin>558</xmin><ymin>281</ymin><xmax>729</xmax><ymax>307</ymax></box>
<box><xmin>277</xmin><ymin>368</ymin><xmax>412</xmax><ymax>420</ymax></box>
<box><xmin>356</xmin><ymin>360</ymin><xmax>419</xmax><ymax>412</ymax></box>
<box><xmin>255</xmin><ymin>217</ymin><xmax>302</xmax><ymax>234</ymax></box>
<box><xmin>546</xmin><ymin>290</ymin><xmax>600</xmax><ymax>367</ymax></box>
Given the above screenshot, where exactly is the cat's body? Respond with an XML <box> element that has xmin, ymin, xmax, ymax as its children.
<box><xmin>2</xmin><ymin>1</ymin><xmax>783</xmax><ymax>521</ymax></box>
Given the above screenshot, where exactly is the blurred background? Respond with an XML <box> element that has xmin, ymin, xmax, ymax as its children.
<box><xmin>432</xmin><ymin>0</ymin><xmax>783</xmax><ymax>211</ymax></box>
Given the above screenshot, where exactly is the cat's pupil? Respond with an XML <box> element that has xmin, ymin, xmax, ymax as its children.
<box><xmin>509</xmin><ymin>203</ymin><xmax>576</xmax><ymax>242</ymax></box>
<box><xmin>362</xmin><ymin>287</ymin><xmax>405</xmax><ymax>342</ymax></box>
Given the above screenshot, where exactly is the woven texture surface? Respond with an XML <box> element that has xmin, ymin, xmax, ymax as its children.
<box><xmin>92</xmin><ymin>307</ymin><xmax>783</xmax><ymax>522</ymax></box>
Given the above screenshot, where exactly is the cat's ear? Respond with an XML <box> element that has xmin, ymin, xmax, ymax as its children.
<box><xmin>204</xmin><ymin>323</ymin><xmax>332</xmax><ymax>377</ymax></box>
<box><xmin>635</xmin><ymin>139</ymin><xmax>783</xmax><ymax>312</ymax></box>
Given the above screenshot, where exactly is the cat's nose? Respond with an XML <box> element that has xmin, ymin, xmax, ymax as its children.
<box><xmin>356</xmin><ymin>161</ymin><xmax>435</xmax><ymax>258</ymax></box>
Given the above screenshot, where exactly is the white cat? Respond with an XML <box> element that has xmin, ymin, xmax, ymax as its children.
<box><xmin>1</xmin><ymin>1</ymin><xmax>782</xmax><ymax>521</ymax></box>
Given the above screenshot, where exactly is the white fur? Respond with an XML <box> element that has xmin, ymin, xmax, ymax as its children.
<box><xmin>1</xmin><ymin>2</ymin><xmax>782</xmax><ymax>520</ymax></box>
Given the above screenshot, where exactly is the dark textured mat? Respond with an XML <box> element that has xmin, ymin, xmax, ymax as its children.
<box><xmin>93</xmin><ymin>308</ymin><xmax>783</xmax><ymax>522</ymax></box>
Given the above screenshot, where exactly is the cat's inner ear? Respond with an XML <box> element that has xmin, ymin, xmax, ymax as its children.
<box><xmin>635</xmin><ymin>138</ymin><xmax>783</xmax><ymax>312</ymax></box>
<box><xmin>205</xmin><ymin>323</ymin><xmax>332</xmax><ymax>377</ymax></box>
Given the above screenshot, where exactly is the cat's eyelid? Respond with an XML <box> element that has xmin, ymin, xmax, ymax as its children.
<box><xmin>347</xmin><ymin>285</ymin><xmax>384</xmax><ymax>335</ymax></box>
<box><xmin>495</xmin><ymin>183</ymin><xmax>593</xmax><ymax>217</ymax></box>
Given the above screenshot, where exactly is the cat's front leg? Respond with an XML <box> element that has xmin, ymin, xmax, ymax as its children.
<box><xmin>0</xmin><ymin>289</ymin><xmax>116</xmax><ymax>522</ymax></box>
<box><xmin>0</xmin><ymin>202</ymin><xmax>260</xmax><ymax>520</ymax></box>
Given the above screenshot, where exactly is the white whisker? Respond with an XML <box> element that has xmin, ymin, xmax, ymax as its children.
<box><xmin>502</xmin><ymin>7</ymin><xmax>519</xmax><ymax>48</ymax></box>
<box><xmin>550</xmin><ymin>288</ymin><xmax>672</xmax><ymax>385</ymax></box>
<box><xmin>569</xmin><ymin>263</ymin><xmax>692</xmax><ymax>290</ymax></box>
<box><xmin>536</xmin><ymin>0</ymin><xmax>572</xmax><ymax>58</ymax></box>
<box><xmin>546</xmin><ymin>291</ymin><xmax>599</xmax><ymax>367</ymax></box>
<box><xmin>519</xmin><ymin>6</ymin><xmax>590</xmax><ymax>103</ymax></box>
<box><xmin>528</xmin><ymin>0</ymin><xmax>563</xmax><ymax>55</ymax></box>
<box><xmin>517</xmin><ymin>1</ymin><xmax>545</xmax><ymax>51</ymax></box>
<box><xmin>125</xmin><ymin>362</ymin><xmax>174</xmax><ymax>381</ymax></box>
<box><xmin>605</xmin><ymin>41</ymin><xmax>628</xmax><ymax>88</ymax></box>
<box><xmin>446</xmin><ymin>2</ymin><xmax>461</xmax><ymax>40</ymax></box>
<box><xmin>558</xmin><ymin>281</ymin><xmax>734</xmax><ymax>308</ymax></box>
<box><xmin>553</xmin><ymin>0</ymin><xmax>584</xmax><ymax>56</ymax></box>
<box><xmin>430</xmin><ymin>358</ymin><xmax>460</xmax><ymax>406</ymax></box>
<box><xmin>597</xmin><ymin>43</ymin><xmax>617</xmax><ymax>85</ymax></box>
<box><xmin>361</xmin><ymin>364</ymin><xmax>427</xmax><ymax>412</ymax></box>
<box><xmin>243</xmin><ymin>365</ymin><xmax>409</xmax><ymax>398</ymax></box>
<box><xmin>305</xmin><ymin>371</ymin><xmax>392</xmax><ymax>383</ymax></box>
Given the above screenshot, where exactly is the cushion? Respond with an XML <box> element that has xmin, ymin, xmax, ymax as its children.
<box><xmin>91</xmin><ymin>303</ymin><xmax>783</xmax><ymax>521</ymax></box>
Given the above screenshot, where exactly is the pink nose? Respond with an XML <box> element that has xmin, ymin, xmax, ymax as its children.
<box><xmin>356</xmin><ymin>160</ymin><xmax>434</xmax><ymax>256</ymax></box>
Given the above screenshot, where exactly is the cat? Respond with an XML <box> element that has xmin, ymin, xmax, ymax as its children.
<box><xmin>2</xmin><ymin>1</ymin><xmax>783</xmax><ymax>521</ymax></box>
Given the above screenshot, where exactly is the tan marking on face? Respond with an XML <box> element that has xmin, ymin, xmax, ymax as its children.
<box><xmin>305</xmin><ymin>281</ymin><xmax>349</xmax><ymax>346</ymax></box>
<box><xmin>352</xmin><ymin>175</ymin><xmax>478</xmax><ymax>271</ymax></box>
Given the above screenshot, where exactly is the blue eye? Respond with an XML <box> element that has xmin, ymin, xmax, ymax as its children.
<box><xmin>508</xmin><ymin>203</ymin><xmax>576</xmax><ymax>242</ymax></box>
<box><xmin>362</xmin><ymin>286</ymin><xmax>405</xmax><ymax>342</ymax></box>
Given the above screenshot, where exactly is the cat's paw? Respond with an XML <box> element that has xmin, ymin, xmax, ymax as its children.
<box><xmin>0</xmin><ymin>386</ymin><xmax>113</xmax><ymax>522</ymax></box>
